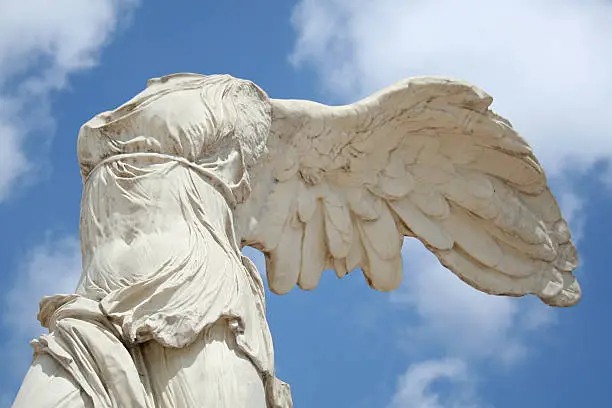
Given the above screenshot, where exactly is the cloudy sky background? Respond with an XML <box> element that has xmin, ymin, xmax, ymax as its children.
<box><xmin>0</xmin><ymin>1</ymin><xmax>610</xmax><ymax>407</ymax></box>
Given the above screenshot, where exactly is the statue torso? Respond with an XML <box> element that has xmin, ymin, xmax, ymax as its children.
<box><xmin>75</xmin><ymin>82</ymin><xmax>247</xmax><ymax>299</ymax></box>
<box><xmin>71</xmin><ymin>77</ymin><xmax>271</xmax><ymax>356</ymax></box>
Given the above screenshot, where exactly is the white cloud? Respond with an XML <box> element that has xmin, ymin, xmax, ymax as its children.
<box><xmin>0</xmin><ymin>118</ymin><xmax>29</xmax><ymax>200</ymax></box>
<box><xmin>1</xmin><ymin>236</ymin><xmax>82</xmax><ymax>399</ymax></box>
<box><xmin>289</xmin><ymin>1</ymin><xmax>601</xmax><ymax>405</ymax></box>
<box><xmin>392</xmin><ymin>240</ymin><xmax>553</xmax><ymax>366</ymax></box>
<box><xmin>0</xmin><ymin>0</ymin><xmax>139</xmax><ymax>201</ymax></box>
<box><xmin>557</xmin><ymin>189</ymin><xmax>587</xmax><ymax>244</ymax></box>
<box><xmin>0</xmin><ymin>2</ymin><xmax>138</xmax><ymax>401</ymax></box>
<box><xmin>290</xmin><ymin>0</ymin><xmax>612</xmax><ymax>178</ymax></box>
<box><xmin>3</xmin><ymin>236</ymin><xmax>81</xmax><ymax>335</ymax></box>
<box><xmin>387</xmin><ymin>358</ymin><xmax>483</xmax><ymax>408</ymax></box>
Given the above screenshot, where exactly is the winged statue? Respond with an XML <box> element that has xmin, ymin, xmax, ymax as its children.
<box><xmin>12</xmin><ymin>73</ymin><xmax>579</xmax><ymax>408</ymax></box>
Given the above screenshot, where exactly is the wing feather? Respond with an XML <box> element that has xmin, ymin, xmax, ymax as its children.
<box><xmin>410</xmin><ymin>188</ymin><xmax>450</xmax><ymax>219</ymax></box>
<box><xmin>323</xmin><ymin>190</ymin><xmax>353</xmax><ymax>258</ymax></box>
<box><xmin>240</xmin><ymin>76</ymin><xmax>581</xmax><ymax>307</ymax></box>
<box><xmin>440</xmin><ymin>206</ymin><xmax>504</xmax><ymax>269</ymax></box>
<box><xmin>297</xmin><ymin>183</ymin><xmax>317</xmax><ymax>222</ymax></box>
<box><xmin>359</xmin><ymin>204</ymin><xmax>402</xmax><ymax>261</ymax></box>
<box><xmin>266</xmin><ymin>218</ymin><xmax>303</xmax><ymax>295</ymax></box>
<box><xmin>388</xmin><ymin>198</ymin><xmax>455</xmax><ymax>250</ymax></box>
<box><xmin>358</xmin><ymin>220</ymin><xmax>403</xmax><ymax>291</ymax></box>
<box><xmin>346</xmin><ymin>187</ymin><xmax>384</xmax><ymax>220</ymax></box>
<box><xmin>298</xmin><ymin>202</ymin><xmax>327</xmax><ymax>290</ymax></box>
<box><xmin>345</xmin><ymin>219</ymin><xmax>365</xmax><ymax>273</ymax></box>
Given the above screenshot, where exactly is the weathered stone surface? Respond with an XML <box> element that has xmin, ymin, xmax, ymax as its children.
<box><xmin>12</xmin><ymin>73</ymin><xmax>579</xmax><ymax>408</ymax></box>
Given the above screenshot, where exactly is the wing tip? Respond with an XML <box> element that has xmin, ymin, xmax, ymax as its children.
<box><xmin>539</xmin><ymin>272</ymin><xmax>581</xmax><ymax>308</ymax></box>
<box><xmin>362</xmin><ymin>268</ymin><xmax>403</xmax><ymax>293</ymax></box>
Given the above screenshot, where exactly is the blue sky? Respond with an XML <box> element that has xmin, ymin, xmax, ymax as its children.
<box><xmin>0</xmin><ymin>1</ymin><xmax>611</xmax><ymax>407</ymax></box>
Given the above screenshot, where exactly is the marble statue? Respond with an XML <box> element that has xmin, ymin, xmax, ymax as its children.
<box><xmin>12</xmin><ymin>73</ymin><xmax>580</xmax><ymax>408</ymax></box>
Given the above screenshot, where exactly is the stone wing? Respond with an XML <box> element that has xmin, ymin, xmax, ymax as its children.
<box><xmin>239</xmin><ymin>77</ymin><xmax>580</xmax><ymax>307</ymax></box>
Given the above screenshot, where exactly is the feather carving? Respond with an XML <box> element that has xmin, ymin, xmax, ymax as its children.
<box><xmin>239</xmin><ymin>76</ymin><xmax>581</xmax><ymax>307</ymax></box>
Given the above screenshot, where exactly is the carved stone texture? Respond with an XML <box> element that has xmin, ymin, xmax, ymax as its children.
<box><xmin>12</xmin><ymin>73</ymin><xmax>579</xmax><ymax>408</ymax></box>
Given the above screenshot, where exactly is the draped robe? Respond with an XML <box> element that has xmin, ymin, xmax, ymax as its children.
<box><xmin>12</xmin><ymin>74</ymin><xmax>291</xmax><ymax>408</ymax></box>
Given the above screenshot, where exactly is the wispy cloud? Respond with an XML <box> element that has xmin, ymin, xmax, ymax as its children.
<box><xmin>387</xmin><ymin>358</ymin><xmax>484</xmax><ymax>408</ymax></box>
<box><xmin>1</xmin><ymin>236</ymin><xmax>82</xmax><ymax>399</ymax></box>
<box><xmin>3</xmin><ymin>237</ymin><xmax>81</xmax><ymax>336</ymax></box>
<box><xmin>0</xmin><ymin>0</ymin><xmax>139</xmax><ymax>201</ymax></box>
<box><xmin>290</xmin><ymin>0</ymin><xmax>612</xmax><ymax>179</ymax></box>
<box><xmin>557</xmin><ymin>189</ymin><xmax>587</xmax><ymax>244</ymax></box>
<box><xmin>392</xmin><ymin>240</ymin><xmax>555</xmax><ymax>366</ymax></box>
<box><xmin>0</xmin><ymin>0</ymin><xmax>139</xmax><ymax>401</ymax></box>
